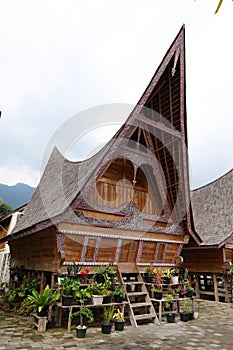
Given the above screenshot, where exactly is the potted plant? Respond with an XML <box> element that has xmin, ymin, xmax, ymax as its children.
<box><xmin>153</xmin><ymin>268</ymin><xmax>164</xmax><ymax>292</ymax></box>
<box><xmin>113</xmin><ymin>308</ymin><xmax>125</xmax><ymax>331</ymax></box>
<box><xmin>151</xmin><ymin>287</ymin><xmax>163</xmax><ymax>300</ymax></box>
<box><xmin>80</xmin><ymin>268</ymin><xmax>90</xmax><ymax>284</ymax></box>
<box><xmin>113</xmin><ymin>284</ymin><xmax>126</xmax><ymax>303</ymax></box>
<box><xmin>180</xmin><ymin>299</ymin><xmax>192</xmax><ymax>322</ymax></box>
<box><xmin>101</xmin><ymin>305</ymin><xmax>115</xmax><ymax>334</ymax></box>
<box><xmin>60</xmin><ymin>277</ymin><xmax>80</xmax><ymax>306</ymax></box>
<box><xmin>86</xmin><ymin>283</ymin><xmax>105</xmax><ymax>305</ymax></box>
<box><xmin>145</xmin><ymin>266</ymin><xmax>154</xmax><ymax>283</ymax></box>
<box><xmin>71</xmin><ymin>301</ymin><xmax>94</xmax><ymax>338</ymax></box>
<box><xmin>27</xmin><ymin>285</ymin><xmax>60</xmax><ymax>317</ymax></box>
<box><xmin>164</xmin><ymin>294</ymin><xmax>175</xmax><ymax>323</ymax></box>
<box><xmin>163</xmin><ymin>269</ymin><xmax>172</xmax><ymax>284</ymax></box>
<box><xmin>170</xmin><ymin>268</ymin><xmax>179</xmax><ymax>284</ymax></box>
<box><xmin>93</xmin><ymin>262</ymin><xmax>116</xmax><ymax>283</ymax></box>
<box><xmin>74</xmin><ymin>286</ymin><xmax>92</xmax><ymax>305</ymax></box>
<box><xmin>185</xmin><ymin>281</ymin><xmax>194</xmax><ymax>298</ymax></box>
<box><xmin>178</xmin><ymin>285</ymin><xmax>187</xmax><ymax>298</ymax></box>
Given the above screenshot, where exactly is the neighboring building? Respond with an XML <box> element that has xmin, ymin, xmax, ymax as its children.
<box><xmin>182</xmin><ymin>169</ymin><xmax>233</xmax><ymax>302</ymax></box>
<box><xmin>0</xmin><ymin>27</ymin><xmax>200</xmax><ymax>284</ymax></box>
<box><xmin>0</xmin><ymin>206</ymin><xmax>25</xmax><ymax>285</ymax></box>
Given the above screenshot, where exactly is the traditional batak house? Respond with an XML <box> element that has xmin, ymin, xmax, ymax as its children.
<box><xmin>0</xmin><ymin>27</ymin><xmax>202</xmax><ymax>324</ymax></box>
<box><xmin>182</xmin><ymin>169</ymin><xmax>233</xmax><ymax>303</ymax></box>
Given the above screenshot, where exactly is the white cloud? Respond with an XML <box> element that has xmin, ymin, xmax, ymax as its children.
<box><xmin>0</xmin><ymin>0</ymin><xmax>232</xmax><ymax>189</ymax></box>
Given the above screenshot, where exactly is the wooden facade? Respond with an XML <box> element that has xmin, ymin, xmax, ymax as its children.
<box><xmin>182</xmin><ymin>169</ymin><xmax>233</xmax><ymax>302</ymax></box>
<box><xmin>0</xmin><ymin>27</ymin><xmax>201</xmax><ymax>283</ymax></box>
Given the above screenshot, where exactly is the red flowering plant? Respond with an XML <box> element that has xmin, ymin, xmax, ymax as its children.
<box><xmin>17</xmin><ymin>298</ymin><xmax>35</xmax><ymax>317</ymax></box>
<box><xmin>80</xmin><ymin>269</ymin><xmax>90</xmax><ymax>284</ymax></box>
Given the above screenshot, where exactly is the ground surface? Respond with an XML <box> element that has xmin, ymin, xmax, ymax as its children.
<box><xmin>0</xmin><ymin>300</ymin><xmax>233</xmax><ymax>350</ymax></box>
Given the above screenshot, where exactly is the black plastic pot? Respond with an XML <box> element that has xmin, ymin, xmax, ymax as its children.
<box><xmin>163</xmin><ymin>277</ymin><xmax>170</xmax><ymax>285</ymax></box>
<box><xmin>103</xmin><ymin>295</ymin><xmax>111</xmax><ymax>304</ymax></box>
<box><xmin>95</xmin><ymin>274</ymin><xmax>105</xmax><ymax>283</ymax></box>
<box><xmin>188</xmin><ymin>312</ymin><xmax>194</xmax><ymax>320</ymax></box>
<box><xmin>37</xmin><ymin>306</ymin><xmax>49</xmax><ymax>317</ymax></box>
<box><xmin>154</xmin><ymin>291</ymin><xmax>163</xmax><ymax>300</ymax></box>
<box><xmin>114</xmin><ymin>321</ymin><xmax>125</xmax><ymax>331</ymax></box>
<box><xmin>179</xmin><ymin>292</ymin><xmax>187</xmax><ymax>298</ymax></box>
<box><xmin>186</xmin><ymin>290</ymin><xmax>193</xmax><ymax>298</ymax></box>
<box><xmin>114</xmin><ymin>295</ymin><xmax>123</xmax><ymax>303</ymax></box>
<box><xmin>145</xmin><ymin>275</ymin><xmax>153</xmax><ymax>283</ymax></box>
<box><xmin>101</xmin><ymin>322</ymin><xmax>113</xmax><ymax>334</ymax></box>
<box><xmin>180</xmin><ymin>312</ymin><xmax>189</xmax><ymax>322</ymax></box>
<box><xmin>76</xmin><ymin>327</ymin><xmax>87</xmax><ymax>338</ymax></box>
<box><xmin>166</xmin><ymin>313</ymin><xmax>176</xmax><ymax>323</ymax></box>
<box><xmin>62</xmin><ymin>295</ymin><xmax>73</xmax><ymax>306</ymax></box>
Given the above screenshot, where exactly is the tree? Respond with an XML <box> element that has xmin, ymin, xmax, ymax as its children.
<box><xmin>0</xmin><ymin>198</ymin><xmax>13</xmax><ymax>216</ymax></box>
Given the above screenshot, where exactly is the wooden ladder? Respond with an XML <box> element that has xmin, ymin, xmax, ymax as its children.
<box><xmin>117</xmin><ymin>264</ymin><xmax>160</xmax><ymax>327</ymax></box>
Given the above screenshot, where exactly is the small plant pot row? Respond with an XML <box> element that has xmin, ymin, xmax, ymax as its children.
<box><xmin>166</xmin><ymin>311</ymin><xmax>194</xmax><ymax>323</ymax></box>
<box><xmin>76</xmin><ymin>320</ymin><xmax>125</xmax><ymax>338</ymax></box>
<box><xmin>62</xmin><ymin>294</ymin><xmax>124</xmax><ymax>307</ymax></box>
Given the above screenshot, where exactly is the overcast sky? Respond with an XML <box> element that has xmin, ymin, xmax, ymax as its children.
<box><xmin>0</xmin><ymin>0</ymin><xmax>232</xmax><ymax>190</ymax></box>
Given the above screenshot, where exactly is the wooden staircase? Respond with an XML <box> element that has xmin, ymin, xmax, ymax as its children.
<box><xmin>118</xmin><ymin>265</ymin><xmax>159</xmax><ymax>327</ymax></box>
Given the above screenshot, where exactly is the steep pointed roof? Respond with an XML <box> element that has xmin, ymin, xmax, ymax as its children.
<box><xmin>191</xmin><ymin>169</ymin><xmax>233</xmax><ymax>246</ymax></box>
<box><xmin>5</xmin><ymin>26</ymin><xmax>199</xmax><ymax>244</ymax></box>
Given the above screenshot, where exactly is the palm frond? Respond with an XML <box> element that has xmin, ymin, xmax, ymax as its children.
<box><xmin>215</xmin><ymin>0</ymin><xmax>224</xmax><ymax>14</ymax></box>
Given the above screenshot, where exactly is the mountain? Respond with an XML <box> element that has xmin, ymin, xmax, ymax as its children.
<box><xmin>0</xmin><ymin>183</ymin><xmax>35</xmax><ymax>209</ymax></box>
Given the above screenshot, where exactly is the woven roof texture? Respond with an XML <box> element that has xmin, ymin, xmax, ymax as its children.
<box><xmin>12</xmin><ymin>145</ymin><xmax>110</xmax><ymax>234</ymax></box>
<box><xmin>191</xmin><ymin>169</ymin><xmax>233</xmax><ymax>246</ymax></box>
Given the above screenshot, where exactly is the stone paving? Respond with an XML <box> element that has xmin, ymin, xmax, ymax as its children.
<box><xmin>0</xmin><ymin>300</ymin><xmax>233</xmax><ymax>349</ymax></box>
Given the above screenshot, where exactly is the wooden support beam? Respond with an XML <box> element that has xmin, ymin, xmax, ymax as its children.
<box><xmin>40</xmin><ymin>271</ymin><xmax>44</xmax><ymax>294</ymax></box>
<box><xmin>213</xmin><ymin>274</ymin><xmax>219</xmax><ymax>302</ymax></box>
<box><xmin>194</xmin><ymin>274</ymin><xmax>200</xmax><ymax>299</ymax></box>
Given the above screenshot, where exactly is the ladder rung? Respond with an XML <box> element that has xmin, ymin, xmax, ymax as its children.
<box><xmin>131</xmin><ymin>302</ymin><xmax>151</xmax><ymax>308</ymax></box>
<box><xmin>127</xmin><ymin>292</ymin><xmax>147</xmax><ymax>297</ymax></box>
<box><xmin>134</xmin><ymin>313</ymin><xmax>157</xmax><ymax>320</ymax></box>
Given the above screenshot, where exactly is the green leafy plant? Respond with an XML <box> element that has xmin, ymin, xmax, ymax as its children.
<box><xmin>93</xmin><ymin>262</ymin><xmax>116</xmax><ymax>277</ymax></box>
<box><xmin>181</xmin><ymin>299</ymin><xmax>192</xmax><ymax>314</ymax></box>
<box><xmin>71</xmin><ymin>301</ymin><xmax>94</xmax><ymax>328</ymax></box>
<box><xmin>86</xmin><ymin>283</ymin><xmax>105</xmax><ymax>296</ymax></box>
<box><xmin>165</xmin><ymin>294</ymin><xmax>173</xmax><ymax>309</ymax></box>
<box><xmin>184</xmin><ymin>280</ymin><xmax>194</xmax><ymax>292</ymax></box>
<box><xmin>229</xmin><ymin>265</ymin><xmax>233</xmax><ymax>279</ymax></box>
<box><xmin>145</xmin><ymin>266</ymin><xmax>154</xmax><ymax>276</ymax></box>
<box><xmin>27</xmin><ymin>285</ymin><xmax>60</xmax><ymax>313</ymax></box>
<box><xmin>60</xmin><ymin>277</ymin><xmax>80</xmax><ymax>296</ymax></box>
<box><xmin>18</xmin><ymin>276</ymin><xmax>39</xmax><ymax>298</ymax></box>
<box><xmin>67</xmin><ymin>263</ymin><xmax>83</xmax><ymax>277</ymax></box>
<box><xmin>103</xmin><ymin>305</ymin><xmax>115</xmax><ymax>324</ymax></box>
<box><xmin>74</xmin><ymin>287</ymin><xmax>92</xmax><ymax>301</ymax></box>
<box><xmin>113</xmin><ymin>284</ymin><xmax>126</xmax><ymax>298</ymax></box>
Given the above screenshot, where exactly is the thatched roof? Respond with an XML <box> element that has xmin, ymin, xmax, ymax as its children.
<box><xmin>11</xmin><ymin>144</ymin><xmax>110</xmax><ymax>235</ymax></box>
<box><xmin>191</xmin><ymin>169</ymin><xmax>233</xmax><ymax>246</ymax></box>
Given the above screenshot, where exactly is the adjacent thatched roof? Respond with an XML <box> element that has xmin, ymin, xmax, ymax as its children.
<box><xmin>191</xmin><ymin>169</ymin><xmax>233</xmax><ymax>246</ymax></box>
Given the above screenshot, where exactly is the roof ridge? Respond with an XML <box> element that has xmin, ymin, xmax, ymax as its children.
<box><xmin>193</xmin><ymin>168</ymin><xmax>233</xmax><ymax>192</ymax></box>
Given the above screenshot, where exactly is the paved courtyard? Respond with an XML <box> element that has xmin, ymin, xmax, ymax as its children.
<box><xmin>0</xmin><ymin>300</ymin><xmax>233</xmax><ymax>350</ymax></box>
